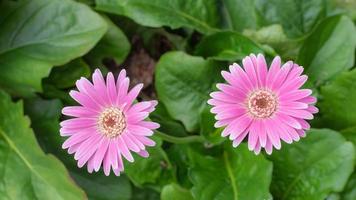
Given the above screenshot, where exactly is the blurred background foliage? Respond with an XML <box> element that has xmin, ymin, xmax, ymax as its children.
<box><xmin>0</xmin><ymin>0</ymin><xmax>355</xmax><ymax>199</ymax></box>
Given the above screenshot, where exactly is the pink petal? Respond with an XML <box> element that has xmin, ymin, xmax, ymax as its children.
<box><xmin>279</xmin><ymin>89</ymin><xmax>313</xmax><ymax>102</ymax></box>
<box><xmin>126</xmin><ymin>112</ymin><xmax>149</xmax><ymax>124</ymax></box>
<box><xmin>137</xmin><ymin>121</ymin><xmax>160</xmax><ymax>130</ymax></box>
<box><xmin>92</xmin><ymin>69</ymin><xmax>110</xmax><ymax>104</ymax></box>
<box><xmin>69</xmin><ymin>91</ymin><xmax>100</xmax><ymax>110</ymax></box>
<box><xmin>62</xmin><ymin>129</ymin><xmax>93</xmax><ymax>149</ymax></box>
<box><xmin>306</xmin><ymin>105</ymin><xmax>319</xmax><ymax>114</ymax></box>
<box><xmin>76</xmin><ymin>77</ymin><xmax>105</xmax><ymax>106</ymax></box>
<box><xmin>216</xmin><ymin>83</ymin><xmax>247</xmax><ymax>100</ymax></box>
<box><xmin>117</xmin><ymin>136</ymin><xmax>134</xmax><ymax>162</ymax></box>
<box><xmin>222</xmin><ymin>114</ymin><xmax>252</xmax><ymax>138</ymax></box>
<box><xmin>127</xmin><ymin>125</ymin><xmax>154</xmax><ymax>136</ymax></box>
<box><xmin>62</xmin><ymin>106</ymin><xmax>98</xmax><ymax>118</ymax></box>
<box><xmin>135</xmin><ymin>135</ymin><xmax>156</xmax><ymax>147</ymax></box>
<box><xmin>266</xmin><ymin>56</ymin><xmax>281</xmax><ymax>88</ymax></box>
<box><xmin>117</xmin><ymin>78</ymin><xmax>129</xmax><ymax>106</ymax></box>
<box><xmin>299</xmin><ymin>96</ymin><xmax>317</xmax><ymax>104</ymax></box>
<box><xmin>106</xmin><ymin>72</ymin><xmax>118</xmax><ymax>105</ymax></box>
<box><xmin>271</xmin><ymin>61</ymin><xmax>292</xmax><ymax>91</ymax></box>
<box><xmin>242</xmin><ymin>56</ymin><xmax>258</xmax><ymax>89</ymax></box>
<box><xmin>232</xmin><ymin>130</ymin><xmax>248</xmax><ymax>147</ymax></box>
<box><xmin>256</xmin><ymin>54</ymin><xmax>268</xmax><ymax>86</ymax></box>
<box><xmin>276</xmin><ymin>113</ymin><xmax>302</xmax><ymax>129</ymax></box>
<box><xmin>121</xmin><ymin>134</ymin><xmax>140</xmax><ymax>152</ymax></box>
<box><xmin>279</xmin><ymin>108</ymin><xmax>314</xmax><ymax>120</ymax></box>
<box><xmin>93</xmin><ymin>138</ymin><xmax>110</xmax><ymax>172</ymax></box>
<box><xmin>264</xmin><ymin>119</ymin><xmax>281</xmax><ymax>149</ymax></box>
<box><xmin>137</xmin><ymin>150</ymin><xmax>149</xmax><ymax>158</ymax></box>
<box><xmin>123</xmin><ymin>83</ymin><xmax>144</xmax><ymax>111</ymax></box>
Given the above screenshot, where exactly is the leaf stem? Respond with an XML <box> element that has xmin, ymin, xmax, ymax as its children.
<box><xmin>155</xmin><ymin>131</ymin><xmax>204</xmax><ymax>144</ymax></box>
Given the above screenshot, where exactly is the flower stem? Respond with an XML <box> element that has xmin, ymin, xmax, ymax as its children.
<box><xmin>155</xmin><ymin>131</ymin><xmax>204</xmax><ymax>144</ymax></box>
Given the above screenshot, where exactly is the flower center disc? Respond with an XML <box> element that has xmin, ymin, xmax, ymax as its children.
<box><xmin>98</xmin><ymin>107</ymin><xmax>126</xmax><ymax>138</ymax></box>
<box><xmin>247</xmin><ymin>89</ymin><xmax>277</xmax><ymax>118</ymax></box>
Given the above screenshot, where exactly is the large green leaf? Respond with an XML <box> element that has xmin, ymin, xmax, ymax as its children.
<box><xmin>222</xmin><ymin>0</ymin><xmax>261</xmax><ymax>31</ymax></box>
<box><xmin>243</xmin><ymin>24</ymin><xmax>301</xmax><ymax>59</ymax></box>
<box><xmin>95</xmin><ymin>0</ymin><xmax>220</xmax><ymax>34</ymax></box>
<box><xmin>86</xmin><ymin>15</ymin><xmax>131</xmax><ymax>66</ymax></box>
<box><xmin>161</xmin><ymin>183</ymin><xmax>194</xmax><ymax>200</ymax></box>
<box><xmin>189</xmin><ymin>144</ymin><xmax>273</xmax><ymax>200</ymax></box>
<box><xmin>0</xmin><ymin>91</ymin><xmax>85</xmax><ymax>199</ymax></box>
<box><xmin>223</xmin><ymin>0</ymin><xmax>326</xmax><ymax>37</ymax></box>
<box><xmin>155</xmin><ymin>51</ymin><xmax>223</xmax><ymax>132</ymax></box>
<box><xmin>319</xmin><ymin>70</ymin><xmax>356</xmax><ymax>130</ymax></box>
<box><xmin>195</xmin><ymin>31</ymin><xmax>264</xmax><ymax>61</ymax></box>
<box><xmin>24</xmin><ymin>97</ymin><xmax>132</xmax><ymax>200</ymax></box>
<box><xmin>297</xmin><ymin>15</ymin><xmax>356</xmax><ymax>85</ymax></box>
<box><xmin>269</xmin><ymin>129</ymin><xmax>355</xmax><ymax>200</ymax></box>
<box><xmin>255</xmin><ymin>0</ymin><xmax>326</xmax><ymax>37</ymax></box>
<box><xmin>0</xmin><ymin>0</ymin><xmax>107</xmax><ymax>96</ymax></box>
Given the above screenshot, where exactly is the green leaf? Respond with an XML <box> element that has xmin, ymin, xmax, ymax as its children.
<box><xmin>124</xmin><ymin>136</ymin><xmax>174</xmax><ymax>187</ymax></box>
<box><xmin>0</xmin><ymin>0</ymin><xmax>107</xmax><ymax>96</ymax></box>
<box><xmin>189</xmin><ymin>144</ymin><xmax>273</xmax><ymax>200</ymax></box>
<box><xmin>195</xmin><ymin>31</ymin><xmax>264</xmax><ymax>61</ymax></box>
<box><xmin>199</xmin><ymin>106</ymin><xmax>225</xmax><ymax>145</ymax></box>
<box><xmin>46</xmin><ymin>59</ymin><xmax>91</xmax><ymax>89</ymax></box>
<box><xmin>155</xmin><ymin>51</ymin><xmax>223</xmax><ymax>132</ymax></box>
<box><xmin>243</xmin><ymin>24</ymin><xmax>301</xmax><ymax>59</ymax></box>
<box><xmin>161</xmin><ymin>183</ymin><xmax>194</xmax><ymax>200</ymax></box>
<box><xmin>150</xmin><ymin>103</ymin><xmax>188</xmax><ymax>137</ymax></box>
<box><xmin>257</xmin><ymin>0</ymin><xmax>326</xmax><ymax>37</ymax></box>
<box><xmin>24</xmin><ymin>97</ymin><xmax>132</xmax><ymax>200</ymax></box>
<box><xmin>86</xmin><ymin>15</ymin><xmax>131</xmax><ymax>66</ymax></box>
<box><xmin>319</xmin><ymin>70</ymin><xmax>356</xmax><ymax>130</ymax></box>
<box><xmin>0</xmin><ymin>91</ymin><xmax>85</xmax><ymax>199</ymax></box>
<box><xmin>269</xmin><ymin>129</ymin><xmax>355</xmax><ymax>200</ymax></box>
<box><xmin>223</xmin><ymin>0</ymin><xmax>326</xmax><ymax>37</ymax></box>
<box><xmin>70</xmin><ymin>172</ymin><xmax>132</xmax><ymax>200</ymax></box>
<box><xmin>340</xmin><ymin>172</ymin><xmax>356</xmax><ymax>200</ymax></box>
<box><xmin>222</xmin><ymin>0</ymin><xmax>261</xmax><ymax>31</ymax></box>
<box><xmin>341</xmin><ymin>127</ymin><xmax>356</xmax><ymax>158</ymax></box>
<box><xmin>95</xmin><ymin>0</ymin><xmax>220</xmax><ymax>34</ymax></box>
<box><xmin>297</xmin><ymin>15</ymin><xmax>356</xmax><ymax>85</ymax></box>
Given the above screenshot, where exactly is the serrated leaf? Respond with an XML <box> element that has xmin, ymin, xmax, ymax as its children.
<box><xmin>0</xmin><ymin>0</ymin><xmax>107</xmax><ymax>96</ymax></box>
<box><xmin>195</xmin><ymin>31</ymin><xmax>264</xmax><ymax>61</ymax></box>
<box><xmin>155</xmin><ymin>51</ymin><xmax>223</xmax><ymax>132</ymax></box>
<box><xmin>0</xmin><ymin>91</ymin><xmax>85</xmax><ymax>199</ymax></box>
<box><xmin>319</xmin><ymin>69</ymin><xmax>356</xmax><ymax>130</ymax></box>
<box><xmin>297</xmin><ymin>15</ymin><xmax>356</xmax><ymax>85</ymax></box>
<box><xmin>95</xmin><ymin>0</ymin><xmax>220</xmax><ymax>34</ymax></box>
<box><xmin>269</xmin><ymin>129</ymin><xmax>355</xmax><ymax>200</ymax></box>
<box><xmin>189</xmin><ymin>144</ymin><xmax>273</xmax><ymax>200</ymax></box>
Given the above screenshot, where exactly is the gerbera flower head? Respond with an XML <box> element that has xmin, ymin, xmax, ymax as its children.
<box><xmin>208</xmin><ymin>54</ymin><xmax>318</xmax><ymax>155</ymax></box>
<box><xmin>60</xmin><ymin>69</ymin><xmax>159</xmax><ymax>176</ymax></box>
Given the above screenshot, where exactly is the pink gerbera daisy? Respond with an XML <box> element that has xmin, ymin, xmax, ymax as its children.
<box><xmin>208</xmin><ymin>54</ymin><xmax>318</xmax><ymax>154</ymax></box>
<box><xmin>60</xmin><ymin>69</ymin><xmax>159</xmax><ymax>176</ymax></box>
